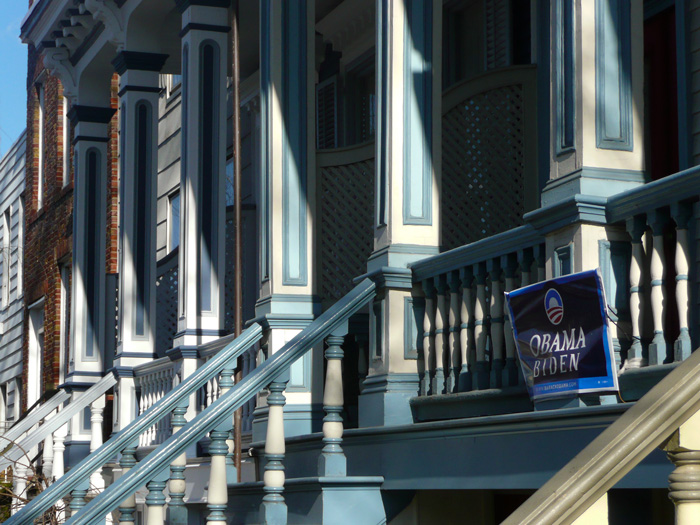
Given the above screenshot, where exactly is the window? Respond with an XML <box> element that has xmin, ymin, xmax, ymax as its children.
<box><xmin>168</xmin><ymin>192</ymin><xmax>180</xmax><ymax>252</ymax></box>
<box><xmin>37</xmin><ymin>84</ymin><xmax>45</xmax><ymax>210</ymax></box>
<box><xmin>0</xmin><ymin>383</ymin><xmax>6</xmax><ymax>433</ymax></box>
<box><xmin>28</xmin><ymin>301</ymin><xmax>44</xmax><ymax>407</ymax></box>
<box><xmin>2</xmin><ymin>209</ymin><xmax>9</xmax><ymax>307</ymax></box>
<box><xmin>16</xmin><ymin>198</ymin><xmax>23</xmax><ymax>297</ymax></box>
<box><xmin>59</xmin><ymin>263</ymin><xmax>71</xmax><ymax>384</ymax></box>
<box><xmin>166</xmin><ymin>74</ymin><xmax>182</xmax><ymax>98</ymax></box>
<box><xmin>345</xmin><ymin>55</ymin><xmax>376</xmax><ymax>145</ymax></box>
<box><xmin>62</xmin><ymin>96</ymin><xmax>70</xmax><ymax>187</ymax></box>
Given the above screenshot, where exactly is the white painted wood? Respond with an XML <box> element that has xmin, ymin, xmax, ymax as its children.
<box><xmin>421</xmin><ymin>290</ymin><xmax>434</xmax><ymax>395</ymax></box>
<box><xmin>448</xmin><ymin>280</ymin><xmax>460</xmax><ymax>393</ymax></box>
<box><xmin>89</xmin><ymin>397</ymin><xmax>105</xmax><ymax>492</ymax></box>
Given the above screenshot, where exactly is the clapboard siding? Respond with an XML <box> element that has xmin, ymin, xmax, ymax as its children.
<box><xmin>0</xmin><ymin>130</ymin><xmax>26</xmax><ymax>427</ymax></box>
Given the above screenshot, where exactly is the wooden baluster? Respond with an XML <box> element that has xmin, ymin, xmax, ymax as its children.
<box><xmin>648</xmin><ymin>209</ymin><xmax>669</xmax><ymax>365</ymax></box>
<box><xmin>168</xmin><ymin>404</ymin><xmax>188</xmax><ymax>525</ymax></box>
<box><xmin>488</xmin><ymin>259</ymin><xmax>504</xmax><ymax>388</ymax></box>
<box><xmin>421</xmin><ymin>279</ymin><xmax>435</xmax><ymax>396</ymax></box>
<box><xmin>52</xmin><ymin>422</ymin><xmax>67</xmax><ymax>522</ymax></box>
<box><xmin>502</xmin><ymin>253</ymin><xmax>519</xmax><ymax>386</ymax></box>
<box><xmin>137</xmin><ymin>380</ymin><xmax>146</xmax><ymax>447</ymax></box>
<box><xmin>118</xmin><ymin>447</ymin><xmax>137</xmax><ymax>525</ymax></box>
<box><xmin>89</xmin><ymin>396</ymin><xmax>106</xmax><ymax>492</ymax></box>
<box><xmin>260</xmin><ymin>378</ymin><xmax>289</xmax><ymax>524</ymax></box>
<box><xmin>12</xmin><ymin>464</ymin><xmax>27</xmax><ymax>515</ymax></box>
<box><xmin>535</xmin><ymin>244</ymin><xmax>546</xmax><ymax>283</ymax></box>
<box><xmin>517</xmin><ymin>249</ymin><xmax>534</xmax><ymax>385</ymax></box>
<box><xmin>473</xmin><ymin>263</ymin><xmax>489</xmax><ymax>390</ymax></box>
<box><xmin>458</xmin><ymin>267</ymin><xmax>474</xmax><ymax>392</ymax></box>
<box><xmin>626</xmin><ymin>216</ymin><xmax>646</xmax><ymax>368</ymax></box>
<box><xmin>207</xmin><ymin>411</ymin><xmax>230</xmax><ymax>524</ymax></box>
<box><xmin>42</xmin><ymin>423</ymin><xmax>54</xmax><ymax>481</ymax></box>
<box><xmin>432</xmin><ymin>276</ymin><xmax>447</xmax><ymax>395</ymax></box>
<box><xmin>672</xmin><ymin>202</ymin><xmax>692</xmax><ymax>362</ymax></box>
<box><xmin>145</xmin><ymin>476</ymin><xmax>167</xmax><ymax>525</ymax></box>
<box><xmin>319</xmin><ymin>331</ymin><xmax>347</xmax><ymax>476</ymax></box>
<box><xmin>70</xmin><ymin>480</ymin><xmax>89</xmax><ymax>515</ymax></box>
<box><xmin>447</xmin><ymin>272</ymin><xmax>461</xmax><ymax>393</ymax></box>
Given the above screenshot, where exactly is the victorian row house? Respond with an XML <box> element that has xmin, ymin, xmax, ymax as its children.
<box><xmin>3</xmin><ymin>0</ymin><xmax>700</xmax><ymax>523</ymax></box>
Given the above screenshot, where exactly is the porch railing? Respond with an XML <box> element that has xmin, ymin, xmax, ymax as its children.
<box><xmin>606</xmin><ymin>165</ymin><xmax>700</xmax><ymax>369</ymax></box>
<box><xmin>11</xmin><ymin>278</ymin><xmax>376</xmax><ymax>525</ymax></box>
<box><xmin>410</xmin><ymin>225</ymin><xmax>545</xmax><ymax>396</ymax></box>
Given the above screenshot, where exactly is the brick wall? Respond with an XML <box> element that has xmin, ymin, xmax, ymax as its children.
<box><xmin>22</xmin><ymin>45</ymin><xmax>119</xmax><ymax>410</ymax></box>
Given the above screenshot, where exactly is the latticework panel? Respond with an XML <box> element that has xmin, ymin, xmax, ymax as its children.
<box><xmin>319</xmin><ymin>159</ymin><xmax>374</xmax><ymax>302</ymax></box>
<box><xmin>155</xmin><ymin>257</ymin><xmax>178</xmax><ymax>355</ymax></box>
<box><xmin>441</xmin><ymin>84</ymin><xmax>526</xmax><ymax>251</ymax></box>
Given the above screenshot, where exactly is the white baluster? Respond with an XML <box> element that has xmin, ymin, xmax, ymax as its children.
<box><xmin>626</xmin><ymin>216</ymin><xmax>646</xmax><ymax>368</ymax></box>
<box><xmin>42</xmin><ymin>423</ymin><xmax>54</xmax><ymax>482</ymax></box>
<box><xmin>12</xmin><ymin>464</ymin><xmax>27</xmax><ymax>514</ymax></box>
<box><xmin>672</xmin><ymin>202</ymin><xmax>692</xmax><ymax>362</ymax></box>
<box><xmin>145</xmin><ymin>478</ymin><xmax>167</xmax><ymax>525</ymax></box>
<box><xmin>260</xmin><ymin>379</ymin><xmax>288</xmax><ymax>524</ymax></box>
<box><xmin>89</xmin><ymin>396</ymin><xmax>105</xmax><ymax>492</ymax></box>
<box><xmin>648</xmin><ymin>210</ymin><xmax>669</xmax><ymax>366</ymax></box>
<box><xmin>488</xmin><ymin>259</ymin><xmax>504</xmax><ymax>388</ymax></box>
<box><xmin>473</xmin><ymin>263</ymin><xmax>489</xmax><ymax>390</ymax></box>
<box><xmin>118</xmin><ymin>447</ymin><xmax>137</xmax><ymax>525</ymax></box>
<box><xmin>458</xmin><ymin>268</ymin><xmax>473</xmax><ymax>392</ymax></box>
<box><xmin>53</xmin><ymin>422</ymin><xmax>67</xmax><ymax>522</ymax></box>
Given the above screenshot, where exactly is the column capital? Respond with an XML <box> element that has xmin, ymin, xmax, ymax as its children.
<box><xmin>112</xmin><ymin>51</ymin><xmax>169</xmax><ymax>75</ymax></box>
<box><xmin>67</xmin><ymin>105</ymin><xmax>116</xmax><ymax>126</ymax></box>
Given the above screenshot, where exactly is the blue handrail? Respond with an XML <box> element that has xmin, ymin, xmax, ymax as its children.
<box><xmin>65</xmin><ymin>278</ymin><xmax>376</xmax><ymax>524</ymax></box>
<box><xmin>7</xmin><ymin>323</ymin><xmax>264</xmax><ymax>524</ymax></box>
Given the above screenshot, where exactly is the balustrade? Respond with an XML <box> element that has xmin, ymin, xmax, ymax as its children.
<box><xmin>411</xmin><ymin>226</ymin><xmax>546</xmax><ymax>396</ymax></box>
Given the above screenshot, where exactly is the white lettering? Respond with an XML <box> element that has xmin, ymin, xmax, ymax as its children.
<box><xmin>577</xmin><ymin>327</ymin><xmax>586</xmax><ymax>349</ymax></box>
<box><xmin>542</xmin><ymin>333</ymin><xmax>551</xmax><ymax>354</ymax></box>
<box><xmin>560</xmin><ymin>354</ymin><xmax>567</xmax><ymax>373</ymax></box>
<box><xmin>570</xmin><ymin>352</ymin><xmax>580</xmax><ymax>371</ymax></box>
<box><xmin>530</xmin><ymin>335</ymin><xmax>542</xmax><ymax>357</ymax></box>
<box><xmin>562</xmin><ymin>329</ymin><xmax>575</xmax><ymax>351</ymax></box>
<box><xmin>534</xmin><ymin>360</ymin><xmax>541</xmax><ymax>377</ymax></box>
<box><xmin>551</xmin><ymin>333</ymin><xmax>561</xmax><ymax>353</ymax></box>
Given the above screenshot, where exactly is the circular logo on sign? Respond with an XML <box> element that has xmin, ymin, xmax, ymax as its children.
<box><xmin>544</xmin><ymin>289</ymin><xmax>563</xmax><ymax>325</ymax></box>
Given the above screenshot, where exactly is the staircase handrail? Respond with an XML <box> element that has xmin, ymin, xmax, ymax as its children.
<box><xmin>504</xmin><ymin>344</ymin><xmax>700</xmax><ymax>524</ymax></box>
<box><xmin>0</xmin><ymin>389</ymin><xmax>71</xmax><ymax>449</ymax></box>
<box><xmin>64</xmin><ymin>278</ymin><xmax>376</xmax><ymax>524</ymax></box>
<box><xmin>0</xmin><ymin>373</ymin><xmax>116</xmax><ymax>473</ymax></box>
<box><xmin>8</xmin><ymin>323</ymin><xmax>264</xmax><ymax>524</ymax></box>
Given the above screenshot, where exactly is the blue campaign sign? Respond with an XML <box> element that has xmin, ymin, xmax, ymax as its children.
<box><xmin>504</xmin><ymin>269</ymin><xmax>619</xmax><ymax>401</ymax></box>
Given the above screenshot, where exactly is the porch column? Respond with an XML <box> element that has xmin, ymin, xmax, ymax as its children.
<box><xmin>112</xmin><ymin>50</ymin><xmax>167</xmax><ymax>432</ymax></box>
<box><xmin>174</xmin><ymin>0</ymin><xmax>229</xmax><ymax>349</ymax></box>
<box><xmin>359</xmin><ymin>0</ymin><xmax>441</xmax><ymax>427</ymax></box>
<box><xmin>67</xmin><ymin>102</ymin><xmax>115</xmax><ymax>453</ymax></box>
<box><xmin>253</xmin><ymin>0</ymin><xmax>320</xmax><ymax>441</ymax></box>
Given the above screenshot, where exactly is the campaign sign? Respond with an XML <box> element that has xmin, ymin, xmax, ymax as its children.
<box><xmin>504</xmin><ymin>269</ymin><xmax>618</xmax><ymax>401</ymax></box>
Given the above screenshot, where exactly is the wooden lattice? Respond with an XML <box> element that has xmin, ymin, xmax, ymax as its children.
<box><xmin>319</xmin><ymin>159</ymin><xmax>374</xmax><ymax>302</ymax></box>
<box><xmin>441</xmin><ymin>84</ymin><xmax>526</xmax><ymax>251</ymax></box>
<box><xmin>155</xmin><ymin>255</ymin><xmax>178</xmax><ymax>355</ymax></box>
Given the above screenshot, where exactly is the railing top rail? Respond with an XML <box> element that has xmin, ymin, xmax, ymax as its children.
<box><xmin>132</xmin><ymin>356</ymin><xmax>176</xmax><ymax>378</ymax></box>
<box><xmin>0</xmin><ymin>374</ymin><xmax>116</xmax><ymax>474</ymax></box>
<box><xmin>409</xmin><ymin>224</ymin><xmax>542</xmax><ymax>281</ymax></box>
<box><xmin>63</xmin><ymin>278</ymin><xmax>377</xmax><ymax>525</ymax></box>
<box><xmin>607</xmin><ymin>164</ymin><xmax>700</xmax><ymax>223</ymax></box>
<box><xmin>504</xmin><ymin>343</ymin><xmax>700</xmax><ymax>524</ymax></box>
<box><xmin>0</xmin><ymin>389</ymin><xmax>70</xmax><ymax>447</ymax></box>
<box><xmin>8</xmin><ymin>323</ymin><xmax>264</xmax><ymax>525</ymax></box>
<box><xmin>442</xmin><ymin>64</ymin><xmax>537</xmax><ymax>115</ymax></box>
<box><xmin>316</xmin><ymin>140</ymin><xmax>375</xmax><ymax>167</ymax></box>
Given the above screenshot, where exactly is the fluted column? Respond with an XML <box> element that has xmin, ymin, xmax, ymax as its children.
<box><xmin>625</xmin><ymin>216</ymin><xmax>646</xmax><ymax>368</ymax></box>
<box><xmin>421</xmin><ymin>279</ymin><xmax>435</xmax><ymax>396</ymax></box>
<box><xmin>473</xmin><ymin>263</ymin><xmax>489</xmax><ymax>390</ymax></box>
<box><xmin>672</xmin><ymin>202</ymin><xmax>692</xmax><ymax>362</ymax></box>
<box><xmin>118</xmin><ymin>447</ymin><xmax>137</xmax><ymax>525</ymax></box>
<box><xmin>319</xmin><ymin>332</ymin><xmax>347</xmax><ymax>476</ymax></box>
<box><xmin>260</xmin><ymin>379</ymin><xmax>288</xmax><ymax>524</ymax></box>
<box><xmin>447</xmin><ymin>272</ymin><xmax>461</xmax><ymax>393</ymax></box>
<box><xmin>488</xmin><ymin>259</ymin><xmax>504</xmax><ymax>388</ymax></box>
<box><xmin>458</xmin><ymin>267</ymin><xmax>473</xmax><ymax>392</ymax></box>
<box><xmin>648</xmin><ymin>210</ymin><xmax>669</xmax><ymax>365</ymax></box>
